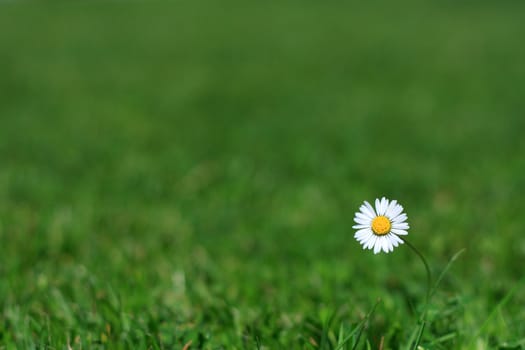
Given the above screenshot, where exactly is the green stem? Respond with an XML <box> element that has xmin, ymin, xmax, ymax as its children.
<box><xmin>401</xmin><ymin>237</ymin><xmax>432</xmax><ymax>350</ymax></box>
<box><xmin>402</xmin><ymin>238</ymin><xmax>432</xmax><ymax>304</ymax></box>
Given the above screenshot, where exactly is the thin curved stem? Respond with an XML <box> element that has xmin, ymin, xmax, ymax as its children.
<box><xmin>402</xmin><ymin>237</ymin><xmax>432</xmax><ymax>304</ymax></box>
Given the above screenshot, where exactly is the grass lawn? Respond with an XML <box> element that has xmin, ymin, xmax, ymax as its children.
<box><xmin>1</xmin><ymin>0</ymin><xmax>525</xmax><ymax>348</ymax></box>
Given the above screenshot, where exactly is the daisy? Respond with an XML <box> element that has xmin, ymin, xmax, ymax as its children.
<box><xmin>353</xmin><ymin>197</ymin><xmax>409</xmax><ymax>254</ymax></box>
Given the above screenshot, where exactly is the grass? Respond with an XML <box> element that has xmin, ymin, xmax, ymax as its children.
<box><xmin>1</xmin><ymin>0</ymin><xmax>525</xmax><ymax>348</ymax></box>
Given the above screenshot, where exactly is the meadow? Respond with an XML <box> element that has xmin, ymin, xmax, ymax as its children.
<box><xmin>1</xmin><ymin>1</ymin><xmax>525</xmax><ymax>348</ymax></box>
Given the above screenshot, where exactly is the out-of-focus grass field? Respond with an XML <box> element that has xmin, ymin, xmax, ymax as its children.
<box><xmin>1</xmin><ymin>1</ymin><xmax>525</xmax><ymax>348</ymax></box>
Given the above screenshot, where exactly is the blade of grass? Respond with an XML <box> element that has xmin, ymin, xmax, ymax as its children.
<box><xmin>473</xmin><ymin>274</ymin><xmax>525</xmax><ymax>341</ymax></box>
<box><xmin>404</xmin><ymin>247</ymin><xmax>465</xmax><ymax>350</ymax></box>
<box><xmin>430</xmin><ymin>249</ymin><xmax>466</xmax><ymax>298</ymax></box>
<box><xmin>335</xmin><ymin>299</ymin><xmax>381</xmax><ymax>350</ymax></box>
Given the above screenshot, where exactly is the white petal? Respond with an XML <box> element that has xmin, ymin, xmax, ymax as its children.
<box><xmin>390</xmin><ymin>233</ymin><xmax>404</xmax><ymax>245</ymax></box>
<box><xmin>359</xmin><ymin>204</ymin><xmax>375</xmax><ymax>219</ymax></box>
<box><xmin>390</xmin><ymin>204</ymin><xmax>404</xmax><ymax>218</ymax></box>
<box><xmin>391</xmin><ymin>228</ymin><xmax>408</xmax><ymax>235</ymax></box>
<box><xmin>366</xmin><ymin>235</ymin><xmax>377</xmax><ymax>249</ymax></box>
<box><xmin>354</xmin><ymin>216</ymin><xmax>371</xmax><ymax>225</ymax></box>
<box><xmin>387</xmin><ymin>233</ymin><xmax>399</xmax><ymax>247</ymax></box>
<box><xmin>381</xmin><ymin>237</ymin><xmax>390</xmax><ymax>253</ymax></box>
<box><xmin>358</xmin><ymin>233</ymin><xmax>369</xmax><ymax>245</ymax></box>
<box><xmin>374</xmin><ymin>238</ymin><xmax>382</xmax><ymax>254</ymax></box>
<box><xmin>392</xmin><ymin>222</ymin><xmax>409</xmax><ymax>230</ymax></box>
<box><xmin>364</xmin><ymin>201</ymin><xmax>376</xmax><ymax>217</ymax></box>
<box><xmin>383</xmin><ymin>235</ymin><xmax>393</xmax><ymax>253</ymax></box>
<box><xmin>378</xmin><ymin>198</ymin><xmax>386</xmax><ymax>215</ymax></box>
<box><xmin>375</xmin><ymin>198</ymin><xmax>382</xmax><ymax>215</ymax></box>
<box><xmin>392</xmin><ymin>213</ymin><xmax>408</xmax><ymax>223</ymax></box>
<box><xmin>377</xmin><ymin>199</ymin><xmax>383</xmax><ymax>215</ymax></box>
<box><xmin>376</xmin><ymin>236</ymin><xmax>384</xmax><ymax>253</ymax></box>
<box><xmin>353</xmin><ymin>224</ymin><xmax>369</xmax><ymax>229</ymax></box>
<box><xmin>355</xmin><ymin>228</ymin><xmax>371</xmax><ymax>240</ymax></box>
<box><xmin>385</xmin><ymin>200</ymin><xmax>398</xmax><ymax>217</ymax></box>
<box><xmin>355</xmin><ymin>212</ymin><xmax>372</xmax><ymax>223</ymax></box>
<box><xmin>387</xmin><ymin>235</ymin><xmax>396</xmax><ymax>247</ymax></box>
<box><xmin>381</xmin><ymin>197</ymin><xmax>388</xmax><ymax>214</ymax></box>
<box><xmin>359</xmin><ymin>230</ymin><xmax>374</xmax><ymax>244</ymax></box>
<box><xmin>354</xmin><ymin>217</ymin><xmax>369</xmax><ymax>225</ymax></box>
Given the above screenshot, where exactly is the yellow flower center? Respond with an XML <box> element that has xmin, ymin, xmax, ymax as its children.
<box><xmin>371</xmin><ymin>216</ymin><xmax>391</xmax><ymax>235</ymax></box>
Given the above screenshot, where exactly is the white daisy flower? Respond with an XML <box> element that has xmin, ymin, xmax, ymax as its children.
<box><xmin>353</xmin><ymin>197</ymin><xmax>409</xmax><ymax>254</ymax></box>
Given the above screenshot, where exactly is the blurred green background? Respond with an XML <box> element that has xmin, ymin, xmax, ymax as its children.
<box><xmin>1</xmin><ymin>1</ymin><xmax>524</xmax><ymax>348</ymax></box>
